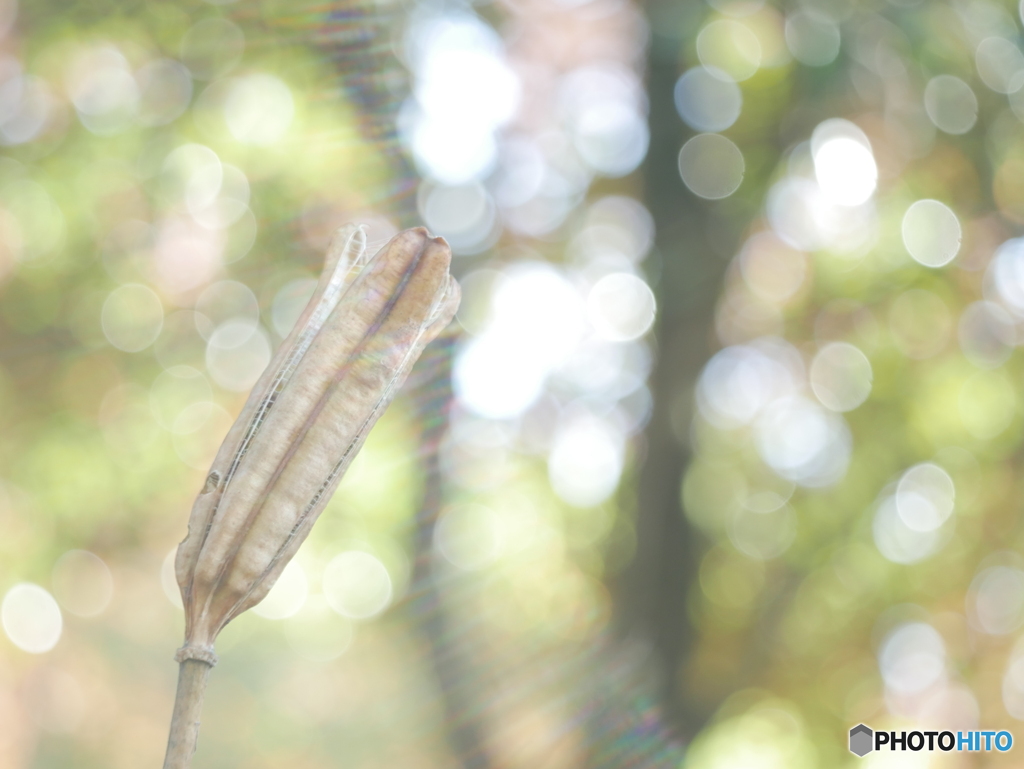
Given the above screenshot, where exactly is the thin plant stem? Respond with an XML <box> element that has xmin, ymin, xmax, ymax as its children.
<box><xmin>163</xmin><ymin>659</ymin><xmax>213</xmax><ymax>769</ymax></box>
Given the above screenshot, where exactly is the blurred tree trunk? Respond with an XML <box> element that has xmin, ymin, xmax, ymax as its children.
<box><xmin>613</xmin><ymin>1</ymin><xmax>743</xmax><ymax>740</ymax></box>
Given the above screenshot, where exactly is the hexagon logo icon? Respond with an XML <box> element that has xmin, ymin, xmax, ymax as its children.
<box><xmin>849</xmin><ymin>724</ymin><xmax>873</xmax><ymax>757</ymax></box>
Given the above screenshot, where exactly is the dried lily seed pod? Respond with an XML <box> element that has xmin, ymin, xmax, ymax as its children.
<box><xmin>163</xmin><ymin>225</ymin><xmax>460</xmax><ymax>769</ymax></box>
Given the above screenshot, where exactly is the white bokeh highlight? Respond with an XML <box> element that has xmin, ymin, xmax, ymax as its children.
<box><xmin>902</xmin><ymin>200</ymin><xmax>961</xmax><ymax>268</ymax></box>
<box><xmin>2</xmin><ymin>583</ymin><xmax>62</xmax><ymax>653</ymax></box>
<box><xmin>809</xmin><ymin>342</ymin><xmax>872</xmax><ymax>412</ymax></box>
<box><xmin>252</xmin><ymin>560</ymin><xmax>308</xmax><ymax>620</ymax></box>
<box><xmin>323</xmin><ymin>551</ymin><xmax>393</xmax><ymax>620</ymax></box>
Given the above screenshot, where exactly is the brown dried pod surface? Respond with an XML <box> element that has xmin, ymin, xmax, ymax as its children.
<box><xmin>162</xmin><ymin>225</ymin><xmax>460</xmax><ymax>769</ymax></box>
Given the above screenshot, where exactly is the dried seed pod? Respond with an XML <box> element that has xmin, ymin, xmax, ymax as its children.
<box><xmin>163</xmin><ymin>225</ymin><xmax>460</xmax><ymax>769</ymax></box>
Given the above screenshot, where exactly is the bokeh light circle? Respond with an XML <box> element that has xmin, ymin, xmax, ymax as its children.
<box><xmin>989</xmin><ymin>237</ymin><xmax>1024</xmax><ymax>317</ymax></box>
<box><xmin>959</xmin><ymin>301</ymin><xmax>1015</xmax><ymax>368</ymax></box>
<box><xmin>873</xmin><ymin>495</ymin><xmax>942</xmax><ymax>564</ymax></box>
<box><xmin>729</xmin><ymin>505</ymin><xmax>797</xmax><ymax>560</ymax></box>
<box><xmin>195</xmin><ymin>280</ymin><xmax>259</xmax><ymax>340</ymax></box>
<box><xmin>678</xmin><ymin>134</ymin><xmax>745</xmax><ymax>200</ymax></box>
<box><xmin>739</xmin><ymin>232</ymin><xmax>808</xmax><ymax>304</ymax></box>
<box><xmin>323</xmin><ymin>551</ymin><xmax>393</xmax><ymax>620</ymax></box>
<box><xmin>809</xmin><ymin>342</ymin><xmax>872</xmax><ymax>412</ymax></box>
<box><xmin>572</xmin><ymin>102</ymin><xmax>649</xmax><ymax>178</ymax></box>
<box><xmin>901</xmin><ymin>199</ymin><xmax>961</xmax><ymax>267</ymax></box>
<box><xmin>896</xmin><ymin>463</ymin><xmax>955</xmax><ymax>533</ymax></box>
<box><xmin>975</xmin><ymin>37</ymin><xmax>1024</xmax><ymax>94</ymax></box>
<box><xmin>813</xmin><ymin>137</ymin><xmax>876</xmax><ymax>206</ymax></box>
<box><xmin>548</xmin><ymin>416</ymin><xmax>624</xmax><ymax>507</ymax></box>
<box><xmin>150</xmin><ymin>365</ymin><xmax>212</xmax><ymax>431</ymax></box>
<box><xmin>785</xmin><ymin>13</ymin><xmax>840</xmax><ymax>66</ymax></box>
<box><xmin>454</xmin><ymin>262</ymin><xmax>584</xmax><ymax>419</ymax></box>
<box><xmin>205</xmin><ymin>321</ymin><xmax>272</xmax><ymax>392</ymax></box>
<box><xmin>101</xmin><ymin>283</ymin><xmax>164</xmax><ymax>352</ymax></box>
<box><xmin>67</xmin><ymin>47</ymin><xmax>139</xmax><ymax>136</ymax></box>
<box><xmin>697</xmin><ymin>341</ymin><xmax>801</xmax><ymax>429</ymax></box>
<box><xmin>879</xmin><ymin>622</ymin><xmax>946</xmax><ymax>695</ymax></box>
<box><xmin>161</xmin><ymin>548</ymin><xmax>183</xmax><ymax>609</ymax></box>
<box><xmin>224</xmin><ymin>74</ymin><xmax>294</xmax><ymax>145</ymax></box>
<box><xmin>1004</xmin><ymin>656</ymin><xmax>1024</xmax><ymax>718</ymax></box>
<box><xmin>696</xmin><ymin>19</ymin><xmax>762</xmax><ymax>82</ymax></box>
<box><xmin>172</xmin><ymin>402</ymin><xmax>234</xmax><ymax>470</ymax></box>
<box><xmin>51</xmin><ymin>550</ymin><xmax>113</xmax><ymax>618</ymax></box>
<box><xmin>419</xmin><ymin>182</ymin><xmax>497</xmax><ymax>255</ymax></box>
<box><xmin>586</xmin><ymin>273</ymin><xmax>656</xmax><ymax>341</ymax></box>
<box><xmin>969</xmin><ymin>565</ymin><xmax>1024</xmax><ymax>635</ymax></box>
<box><xmin>435</xmin><ymin>505</ymin><xmax>502</xmax><ymax>570</ymax></box>
<box><xmin>252</xmin><ymin>561</ymin><xmax>308</xmax><ymax>620</ymax></box>
<box><xmin>271</xmin><ymin>278</ymin><xmax>316</xmax><ymax>338</ymax></box>
<box><xmin>673</xmin><ymin>66</ymin><xmax>742</xmax><ymax>132</ymax></box>
<box><xmin>2</xmin><ymin>583</ymin><xmax>62</xmax><ymax>654</ymax></box>
<box><xmin>924</xmin><ymin>75</ymin><xmax>978</xmax><ymax>134</ymax></box>
<box><xmin>754</xmin><ymin>396</ymin><xmax>851</xmax><ymax>487</ymax></box>
<box><xmin>136</xmin><ymin>59</ymin><xmax>193</xmax><ymax>127</ymax></box>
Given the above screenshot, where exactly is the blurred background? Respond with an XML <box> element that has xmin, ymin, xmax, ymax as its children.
<box><xmin>2</xmin><ymin>0</ymin><xmax>1024</xmax><ymax>766</ymax></box>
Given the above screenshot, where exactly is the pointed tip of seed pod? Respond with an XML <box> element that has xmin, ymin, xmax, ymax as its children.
<box><xmin>403</xmin><ymin>226</ymin><xmax>431</xmax><ymax>243</ymax></box>
<box><xmin>423</xmin><ymin>234</ymin><xmax>452</xmax><ymax>260</ymax></box>
<box><xmin>382</xmin><ymin>228</ymin><xmax>428</xmax><ymax>263</ymax></box>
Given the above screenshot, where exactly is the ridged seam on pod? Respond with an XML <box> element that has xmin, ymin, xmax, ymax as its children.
<box><xmin>173</xmin><ymin>226</ymin><xmax>460</xmax><ymax>654</ymax></box>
